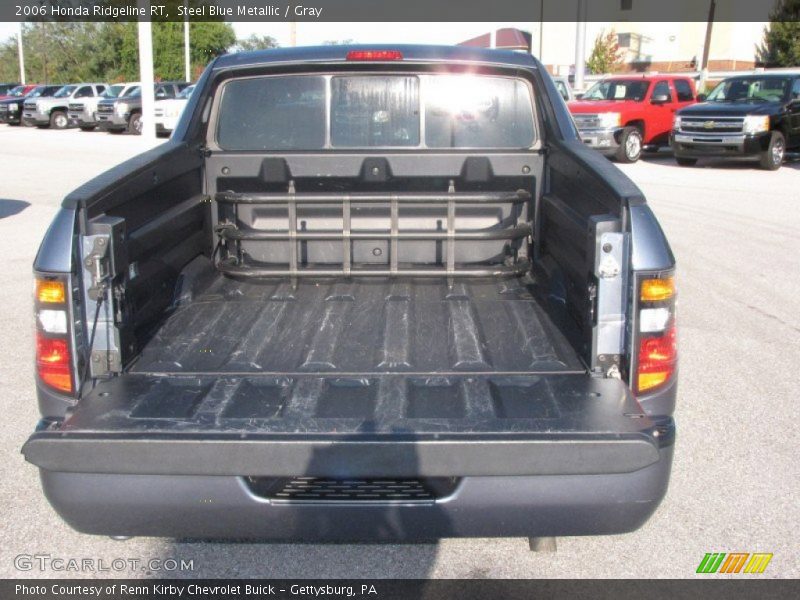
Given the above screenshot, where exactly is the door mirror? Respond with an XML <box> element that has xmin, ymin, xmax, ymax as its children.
<box><xmin>651</xmin><ymin>94</ymin><xmax>670</xmax><ymax>104</ymax></box>
<box><xmin>696</xmin><ymin>93</ymin><xmax>707</xmax><ymax>102</ymax></box>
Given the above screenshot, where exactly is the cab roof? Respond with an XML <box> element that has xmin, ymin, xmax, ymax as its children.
<box><xmin>214</xmin><ymin>44</ymin><xmax>538</xmax><ymax>71</ymax></box>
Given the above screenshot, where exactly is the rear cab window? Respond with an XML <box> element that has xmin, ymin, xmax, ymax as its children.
<box><xmin>212</xmin><ymin>73</ymin><xmax>537</xmax><ymax>151</ymax></box>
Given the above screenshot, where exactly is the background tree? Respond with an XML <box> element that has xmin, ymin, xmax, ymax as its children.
<box><xmin>155</xmin><ymin>22</ymin><xmax>236</xmax><ymax>80</ymax></box>
<box><xmin>0</xmin><ymin>21</ymin><xmax>236</xmax><ymax>83</ymax></box>
<box><xmin>235</xmin><ymin>34</ymin><xmax>280</xmax><ymax>52</ymax></box>
<box><xmin>0</xmin><ymin>23</ymin><xmax>105</xmax><ymax>84</ymax></box>
<box><xmin>757</xmin><ymin>0</ymin><xmax>800</xmax><ymax>67</ymax></box>
<box><xmin>586</xmin><ymin>29</ymin><xmax>625</xmax><ymax>75</ymax></box>
<box><xmin>322</xmin><ymin>39</ymin><xmax>355</xmax><ymax>46</ymax></box>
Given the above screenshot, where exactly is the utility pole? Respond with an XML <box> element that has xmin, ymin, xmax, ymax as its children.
<box><xmin>17</xmin><ymin>23</ymin><xmax>25</xmax><ymax>84</ymax></box>
<box><xmin>137</xmin><ymin>0</ymin><xmax>156</xmax><ymax>139</ymax></box>
<box><xmin>574</xmin><ymin>0</ymin><xmax>587</xmax><ymax>92</ymax></box>
<box><xmin>700</xmin><ymin>0</ymin><xmax>716</xmax><ymax>91</ymax></box>
<box><xmin>538</xmin><ymin>1</ymin><xmax>545</xmax><ymax>60</ymax></box>
<box><xmin>184</xmin><ymin>16</ymin><xmax>191</xmax><ymax>82</ymax></box>
<box><xmin>42</xmin><ymin>23</ymin><xmax>48</xmax><ymax>84</ymax></box>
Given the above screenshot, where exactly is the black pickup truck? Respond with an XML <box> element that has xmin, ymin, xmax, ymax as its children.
<box><xmin>24</xmin><ymin>46</ymin><xmax>677</xmax><ymax>543</ymax></box>
<box><xmin>671</xmin><ymin>73</ymin><xmax>800</xmax><ymax>170</ymax></box>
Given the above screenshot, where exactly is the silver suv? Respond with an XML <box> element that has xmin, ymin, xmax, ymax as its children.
<box><xmin>23</xmin><ymin>83</ymin><xmax>109</xmax><ymax>129</ymax></box>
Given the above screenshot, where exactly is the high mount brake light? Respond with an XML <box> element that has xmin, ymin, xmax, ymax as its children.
<box><xmin>346</xmin><ymin>50</ymin><xmax>404</xmax><ymax>61</ymax></box>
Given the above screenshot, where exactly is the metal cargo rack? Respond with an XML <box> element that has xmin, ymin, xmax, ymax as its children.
<box><xmin>214</xmin><ymin>180</ymin><xmax>533</xmax><ymax>281</ymax></box>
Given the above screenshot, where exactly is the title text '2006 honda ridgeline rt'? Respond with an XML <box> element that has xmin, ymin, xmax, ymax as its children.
<box><xmin>23</xmin><ymin>46</ymin><xmax>677</xmax><ymax>543</ymax></box>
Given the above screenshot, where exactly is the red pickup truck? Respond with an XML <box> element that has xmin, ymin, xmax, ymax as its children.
<box><xmin>569</xmin><ymin>75</ymin><xmax>697</xmax><ymax>162</ymax></box>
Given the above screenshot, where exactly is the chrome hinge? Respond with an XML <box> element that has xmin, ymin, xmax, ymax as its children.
<box><xmin>81</xmin><ymin>217</ymin><xmax>126</xmax><ymax>377</ymax></box>
<box><xmin>83</xmin><ymin>235</ymin><xmax>110</xmax><ymax>301</ymax></box>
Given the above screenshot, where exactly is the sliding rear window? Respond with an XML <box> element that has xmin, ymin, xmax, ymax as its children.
<box><xmin>215</xmin><ymin>74</ymin><xmax>536</xmax><ymax>150</ymax></box>
<box><xmin>216</xmin><ymin>76</ymin><xmax>327</xmax><ymax>150</ymax></box>
<box><xmin>425</xmin><ymin>76</ymin><xmax>534</xmax><ymax>148</ymax></box>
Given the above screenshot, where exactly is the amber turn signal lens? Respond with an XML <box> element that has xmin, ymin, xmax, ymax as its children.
<box><xmin>36</xmin><ymin>279</ymin><xmax>66</xmax><ymax>304</ymax></box>
<box><xmin>637</xmin><ymin>371</ymin><xmax>671</xmax><ymax>393</ymax></box>
<box><xmin>641</xmin><ymin>277</ymin><xmax>675</xmax><ymax>302</ymax></box>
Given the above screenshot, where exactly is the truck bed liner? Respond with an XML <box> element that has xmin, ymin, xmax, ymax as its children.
<box><xmin>131</xmin><ymin>275</ymin><xmax>584</xmax><ymax>376</ymax></box>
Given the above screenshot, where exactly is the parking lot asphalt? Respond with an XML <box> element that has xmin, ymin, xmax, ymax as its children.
<box><xmin>0</xmin><ymin>126</ymin><xmax>798</xmax><ymax>579</ymax></box>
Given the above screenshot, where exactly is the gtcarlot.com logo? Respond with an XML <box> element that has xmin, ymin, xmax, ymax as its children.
<box><xmin>14</xmin><ymin>554</ymin><xmax>194</xmax><ymax>573</ymax></box>
<box><xmin>696</xmin><ymin>552</ymin><xmax>773</xmax><ymax>574</ymax></box>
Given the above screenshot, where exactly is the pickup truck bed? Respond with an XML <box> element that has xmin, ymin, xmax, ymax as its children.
<box><xmin>30</xmin><ymin>270</ymin><xmax>669</xmax><ymax>479</ymax></box>
<box><xmin>133</xmin><ymin>271</ymin><xmax>582</xmax><ymax>376</ymax></box>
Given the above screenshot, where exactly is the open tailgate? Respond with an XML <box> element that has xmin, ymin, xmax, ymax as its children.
<box><xmin>24</xmin><ymin>374</ymin><xmax>673</xmax><ymax>477</ymax></box>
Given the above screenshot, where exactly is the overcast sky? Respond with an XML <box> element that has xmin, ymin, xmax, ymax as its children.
<box><xmin>0</xmin><ymin>21</ymin><xmax>527</xmax><ymax>48</ymax></box>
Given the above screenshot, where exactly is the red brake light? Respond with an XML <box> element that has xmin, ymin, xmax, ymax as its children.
<box><xmin>636</xmin><ymin>325</ymin><xmax>677</xmax><ymax>394</ymax></box>
<box><xmin>346</xmin><ymin>50</ymin><xmax>404</xmax><ymax>61</ymax></box>
<box><xmin>36</xmin><ymin>332</ymin><xmax>73</xmax><ymax>393</ymax></box>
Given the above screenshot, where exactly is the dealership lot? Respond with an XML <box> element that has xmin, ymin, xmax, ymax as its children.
<box><xmin>0</xmin><ymin>126</ymin><xmax>797</xmax><ymax>578</ymax></box>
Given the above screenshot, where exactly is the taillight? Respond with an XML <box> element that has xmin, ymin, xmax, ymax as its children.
<box><xmin>346</xmin><ymin>50</ymin><xmax>404</xmax><ymax>61</ymax></box>
<box><xmin>635</xmin><ymin>273</ymin><xmax>677</xmax><ymax>395</ymax></box>
<box><xmin>34</xmin><ymin>275</ymin><xmax>73</xmax><ymax>394</ymax></box>
<box><xmin>637</xmin><ymin>325</ymin><xmax>677</xmax><ymax>393</ymax></box>
<box><xmin>36</xmin><ymin>334</ymin><xmax>72</xmax><ymax>393</ymax></box>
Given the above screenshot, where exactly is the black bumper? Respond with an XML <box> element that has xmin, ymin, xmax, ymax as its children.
<box><xmin>39</xmin><ymin>444</ymin><xmax>673</xmax><ymax>540</ymax></box>
<box><xmin>671</xmin><ymin>130</ymin><xmax>770</xmax><ymax>159</ymax></box>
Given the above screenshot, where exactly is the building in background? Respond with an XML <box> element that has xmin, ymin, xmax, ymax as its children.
<box><xmin>461</xmin><ymin>21</ymin><xmax>767</xmax><ymax>77</ymax></box>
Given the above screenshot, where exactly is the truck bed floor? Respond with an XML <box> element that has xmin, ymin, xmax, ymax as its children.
<box><xmin>131</xmin><ymin>275</ymin><xmax>584</xmax><ymax>376</ymax></box>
